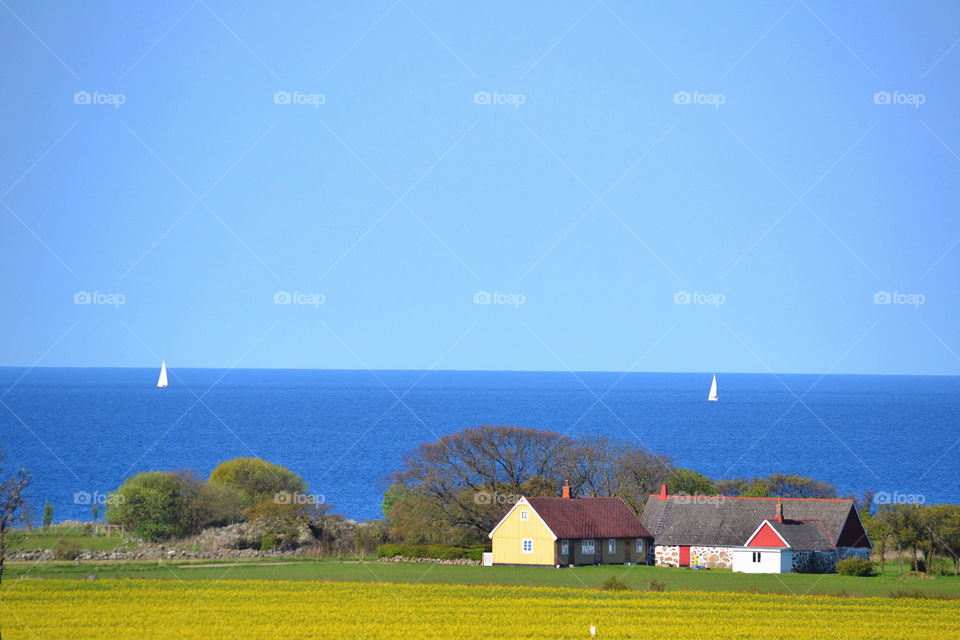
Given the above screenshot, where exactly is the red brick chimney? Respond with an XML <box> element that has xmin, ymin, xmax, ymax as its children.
<box><xmin>774</xmin><ymin>496</ymin><xmax>784</xmax><ymax>523</ymax></box>
<box><xmin>561</xmin><ymin>483</ymin><xmax>571</xmax><ymax>499</ymax></box>
<box><xmin>659</xmin><ymin>484</ymin><xmax>668</xmax><ymax>500</ymax></box>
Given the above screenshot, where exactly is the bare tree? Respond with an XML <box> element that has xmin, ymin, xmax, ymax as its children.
<box><xmin>386</xmin><ymin>426</ymin><xmax>674</xmax><ymax>541</ymax></box>
<box><xmin>0</xmin><ymin>450</ymin><xmax>32</xmax><ymax>586</ymax></box>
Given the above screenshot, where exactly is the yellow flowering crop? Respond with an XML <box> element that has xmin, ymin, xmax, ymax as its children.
<box><xmin>1</xmin><ymin>579</ymin><xmax>957</xmax><ymax>639</ymax></box>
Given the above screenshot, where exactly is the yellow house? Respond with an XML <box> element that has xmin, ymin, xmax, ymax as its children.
<box><xmin>488</xmin><ymin>490</ymin><xmax>653</xmax><ymax>566</ymax></box>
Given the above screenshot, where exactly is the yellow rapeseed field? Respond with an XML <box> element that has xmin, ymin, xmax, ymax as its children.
<box><xmin>1</xmin><ymin>579</ymin><xmax>957</xmax><ymax>639</ymax></box>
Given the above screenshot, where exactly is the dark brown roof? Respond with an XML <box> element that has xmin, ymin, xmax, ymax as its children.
<box><xmin>526</xmin><ymin>497</ymin><xmax>652</xmax><ymax>539</ymax></box>
<box><xmin>641</xmin><ymin>495</ymin><xmax>870</xmax><ymax>548</ymax></box>
<box><xmin>761</xmin><ymin>520</ymin><xmax>835</xmax><ymax>551</ymax></box>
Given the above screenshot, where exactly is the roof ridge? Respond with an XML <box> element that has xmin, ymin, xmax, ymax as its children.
<box><xmin>649</xmin><ymin>494</ymin><xmax>853</xmax><ymax>503</ymax></box>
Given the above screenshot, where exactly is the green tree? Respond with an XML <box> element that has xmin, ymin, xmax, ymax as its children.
<box><xmin>42</xmin><ymin>501</ymin><xmax>54</xmax><ymax>530</ymax></box>
<box><xmin>106</xmin><ymin>471</ymin><xmax>190</xmax><ymax>541</ymax></box>
<box><xmin>937</xmin><ymin>504</ymin><xmax>960</xmax><ymax>576</ymax></box>
<box><xmin>862</xmin><ymin>510</ymin><xmax>891</xmax><ymax>572</ymax></box>
<box><xmin>668</xmin><ymin>468</ymin><xmax>716</xmax><ymax>495</ymax></box>
<box><xmin>761</xmin><ymin>474</ymin><xmax>837</xmax><ymax>498</ymax></box>
<box><xmin>208</xmin><ymin>458</ymin><xmax>307</xmax><ymax>508</ymax></box>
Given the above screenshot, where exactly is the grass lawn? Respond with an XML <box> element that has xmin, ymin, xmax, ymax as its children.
<box><xmin>6</xmin><ymin>558</ymin><xmax>958</xmax><ymax>598</ymax></box>
<box><xmin>7</xmin><ymin>525</ymin><xmax>126</xmax><ymax>552</ymax></box>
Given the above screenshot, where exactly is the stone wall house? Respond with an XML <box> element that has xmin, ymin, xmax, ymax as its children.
<box><xmin>640</xmin><ymin>486</ymin><xmax>872</xmax><ymax>573</ymax></box>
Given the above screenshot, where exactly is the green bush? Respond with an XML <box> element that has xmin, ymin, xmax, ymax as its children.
<box><xmin>209</xmin><ymin>458</ymin><xmax>307</xmax><ymax>508</ymax></box>
<box><xmin>106</xmin><ymin>471</ymin><xmax>191</xmax><ymax>541</ymax></box>
<box><xmin>836</xmin><ymin>557</ymin><xmax>874</xmax><ymax>577</ymax></box>
<box><xmin>260</xmin><ymin>533</ymin><xmax>278</xmax><ymax>551</ymax></box>
<box><xmin>647</xmin><ymin>579</ymin><xmax>666</xmax><ymax>592</ymax></box>
<box><xmin>600</xmin><ymin>575</ymin><xmax>630</xmax><ymax>591</ymax></box>
<box><xmin>54</xmin><ymin>540</ymin><xmax>82</xmax><ymax>561</ymax></box>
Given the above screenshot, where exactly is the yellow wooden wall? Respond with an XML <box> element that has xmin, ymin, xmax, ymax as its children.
<box><xmin>490</xmin><ymin>502</ymin><xmax>556</xmax><ymax>565</ymax></box>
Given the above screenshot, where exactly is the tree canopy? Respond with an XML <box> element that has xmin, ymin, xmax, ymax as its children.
<box><xmin>384</xmin><ymin>425</ymin><xmax>672</xmax><ymax>544</ymax></box>
<box><xmin>208</xmin><ymin>458</ymin><xmax>307</xmax><ymax>508</ymax></box>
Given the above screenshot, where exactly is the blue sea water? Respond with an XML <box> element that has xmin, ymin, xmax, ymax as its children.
<box><xmin>1</xmin><ymin>367</ymin><xmax>958</xmax><ymax>523</ymax></box>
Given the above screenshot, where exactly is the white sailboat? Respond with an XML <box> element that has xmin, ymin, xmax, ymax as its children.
<box><xmin>707</xmin><ymin>374</ymin><xmax>718</xmax><ymax>401</ymax></box>
<box><xmin>157</xmin><ymin>361</ymin><xmax>168</xmax><ymax>388</ymax></box>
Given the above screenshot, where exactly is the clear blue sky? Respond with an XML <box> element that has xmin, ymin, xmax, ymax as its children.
<box><xmin>2</xmin><ymin>1</ymin><xmax>959</xmax><ymax>375</ymax></box>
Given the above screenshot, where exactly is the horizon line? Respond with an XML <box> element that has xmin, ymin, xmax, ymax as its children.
<box><xmin>0</xmin><ymin>365</ymin><xmax>957</xmax><ymax>378</ymax></box>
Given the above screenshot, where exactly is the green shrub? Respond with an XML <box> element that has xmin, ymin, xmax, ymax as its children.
<box><xmin>836</xmin><ymin>557</ymin><xmax>874</xmax><ymax>577</ymax></box>
<box><xmin>260</xmin><ymin>533</ymin><xmax>278</xmax><ymax>551</ymax></box>
<box><xmin>209</xmin><ymin>458</ymin><xmax>307</xmax><ymax>508</ymax></box>
<box><xmin>647</xmin><ymin>579</ymin><xmax>666</xmax><ymax>592</ymax></box>
<box><xmin>54</xmin><ymin>540</ymin><xmax>82</xmax><ymax>561</ymax></box>
<box><xmin>600</xmin><ymin>575</ymin><xmax>630</xmax><ymax>591</ymax></box>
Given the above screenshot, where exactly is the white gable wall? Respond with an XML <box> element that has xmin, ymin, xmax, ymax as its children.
<box><xmin>732</xmin><ymin>547</ymin><xmax>792</xmax><ymax>573</ymax></box>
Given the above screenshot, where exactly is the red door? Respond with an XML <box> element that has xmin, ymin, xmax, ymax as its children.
<box><xmin>678</xmin><ymin>546</ymin><xmax>691</xmax><ymax>567</ymax></box>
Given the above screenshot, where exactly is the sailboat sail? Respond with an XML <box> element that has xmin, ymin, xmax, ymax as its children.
<box><xmin>708</xmin><ymin>374</ymin><xmax>718</xmax><ymax>401</ymax></box>
<box><xmin>157</xmin><ymin>362</ymin><xmax>168</xmax><ymax>388</ymax></box>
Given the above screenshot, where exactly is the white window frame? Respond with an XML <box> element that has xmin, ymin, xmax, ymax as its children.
<box><xmin>560</xmin><ymin>540</ymin><xmax>569</xmax><ymax>555</ymax></box>
<box><xmin>635</xmin><ymin>538</ymin><xmax>643</xmax><ymax>554</ymax></box>
<box><xmin>608</xmin><ymin>539</ymin><xmax>616</xmax><ymax>554</ymax></box>
<box><xmin>752</xmin><ymin>551</ymin><xmax>761</xmax><ymax>563</ymax></box>
<box><xmin>582</xmin><ymin>539</ymin><xmax>595</xmax><ymax>555</ymax></box>
<box><xmin>521</xmin><ymin>538</ymin><xmax>534</xmax><ymax>554</ymax></box>
<box><xmin>519</xmin><ymin>510</ymin><xmax>529</xmax><ymax>521</ymax></box>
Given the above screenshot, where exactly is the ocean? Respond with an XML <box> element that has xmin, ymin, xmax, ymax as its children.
<box><xmin>1</xmin><ymin>367</ymin><xmax>957</xmax><ymax>522</ymax></box>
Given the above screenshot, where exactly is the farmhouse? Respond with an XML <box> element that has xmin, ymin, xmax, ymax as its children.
<box><xmin>640</xmin><ymin>486</ymin><xmax>872</xmax><ymax>573</ymax></box>
<box><xmin>488</xmin><ymin>487</ymin><xmax>653</xmax><ymax>566</ymax></box>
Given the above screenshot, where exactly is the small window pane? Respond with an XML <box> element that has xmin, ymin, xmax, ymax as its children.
<box><xmin>608</xmin><ymin>539</ymin><xmax>616</xmax><ymax>554</ymax></box>
<box><xmin>522</xmin><ymin>539</ymin><xmax>533</xmax><ymax>553</ymax></box>
<box><xmin>582</xmin><ymin>539</ymin><xmax>595</xmax><ymax>554</ymax></box>
<box><xmin>635</xmin><ymin>539</ymin><xmax>643</xmax><ymax>553</ymax></box>
<box><xmin>520</xmin><ymin>510</ymin><xmax>529</xmax><ymax>521</ymax></box>
<box><xmin>561</xmin><ymin>540</ymin><xmax>569</xmax><ymax>554</ymax></box>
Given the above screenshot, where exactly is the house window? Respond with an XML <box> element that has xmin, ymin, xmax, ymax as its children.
<box><xmin>560</xmin><ymin>540</ymin><xmax>569</xmax><ymax>555</ymax></box>
<box><xmin>519</xmin><ymin>510</ymin><xmax>529</xmax><ymax>521</ymax></box>
<box><xmin>582</xmin><ymin>539</ymin><xmax>595</xmax><ymax>555</ymax></box>
<box><xmin>522</xmin><ymin>539</ymin><xmax>534</xmax><ymax>554</ymax></box>
<box><xmin>752</xmin><ymin>551</ymin><xmax>761</xmax><ymax>563</ymax></box>
<box><xmin>635</xmin><ymin>539</ymin><xmax>643</xmax><ymax>554</ymax></box>
<box><xmin>608</xmin><ymin>539</ymin><xmax>616</xmax><ymax>554</ymax></box>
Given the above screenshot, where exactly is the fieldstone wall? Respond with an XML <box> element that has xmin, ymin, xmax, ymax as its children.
<box><xmin>690</xmin><ymin>546</ymin><xmax>733</xmax><ymax>569</ymax></box>
<box><xmin>378</xmin><ymin>556</ymin><xmax>480</xmax><ymax>566</ymax></box>
<box><xmin>9</xmin><ymin>548</ymin><xmax>309</xmax><ymax>562</ymax></box>
<box><xmin>791</xmin><ymin>550</ymin><xmax>836</xmax><ymax>573</ymax></box>
<box><xmin>836</xmin><ymin>546</ymin><xmax>870</xmax><ymax>561</ymax></box>
<box><xmin>655</xmin><ymin>545</ymin><xmax>679</xmax><ymax>567</ymax></box>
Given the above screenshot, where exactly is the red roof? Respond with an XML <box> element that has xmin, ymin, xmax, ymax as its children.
<box><xmin>526</xmin><ymin>497</ymin><xmax>652</xmax><ymax>539</ymax></box>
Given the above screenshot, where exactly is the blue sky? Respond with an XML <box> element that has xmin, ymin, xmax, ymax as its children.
<box><xmin>1</xmin><ymin>1</ymin><xmax>959</xmax><ymax>375</ymax></box>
